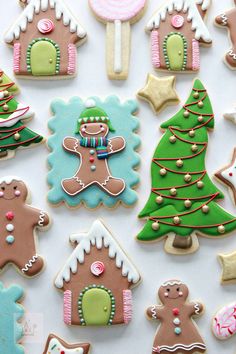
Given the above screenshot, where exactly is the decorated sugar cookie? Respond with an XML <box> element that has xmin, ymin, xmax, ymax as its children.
<box><xmin>138</xmin><ymin>74</ymin><xmax>180</xmax><ymax>114</ymax></box>
<box><xmin>213</xmin><ymin>302</ymin><xmax>236</xmax><ymax>341</ymax></box>
<box><xmin>215</xmin><ymin>148</ymin><xmax>236</xmax><ymax>205</ymax></box>
<box><xmin>4</xmin><ymin>0</ymin><xmax>87</xmax><ymax>78</ymax></box>
<box><xmin>218</xmin><ymin>250</ymin><xmax>236</xmax><ymax>284</ymax></box>
<box><xmin>0</xmin><ymin>176</ymin><xmax>50</xmax><ymax>277</ymax></box>
<box><xmin>48</xmin><ymin>96</ymin><xmax>140</xmax><ymax>209</ymax></box>
<box><xmin>146</xmin><ymin>0</ymin><xmax>212</xmax><ymax>72</ymax></box>
<box><xmin>137</xmin><ymin>79</ymin><xmax>236</xmax><ymax>255</ymax></box>
<box><xmin>89</xmin><ymin>0</ymin><xmax>147</xmax><ymax>80</ymax></box>
<box><xmin>215</xmin><ymin>1</ymin><xmax>236</xmax><ymax>70</ymax></box>
<box><xmin>147</xmin><ymin>280</ymin><xmax>206</xmax><ymax>354</ymax></box>
<box><xmin>0</xmin><ymin>69</ymin><xmax>44</xmax><ymax>160</ymax></box>
<box><xmin>0</xmin><ymin>282</ymin><xmax>24</xmax><ymax>354</ymax></box>
<box><xmin>54</xmin><ymin>220</ymin><xmax>141</xmax><ymax>326</ymax></box>
<box><xmin>43</xmin><ymin>334</ymin><xmax>90</xmax><ymax>354</ymax></box>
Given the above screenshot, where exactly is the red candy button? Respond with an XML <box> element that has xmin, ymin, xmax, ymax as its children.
<box><xmin>89</xmin><ymin>157</ymin><xmax>95</xmax><ymax>163</ymax></box>
<box><xmin>6</xmin><ymin>211</ymin><xmax>14</xmax><ymax>221</ymax></box>
<box><xmin>61</xmin><ymin>351</ymin><xmax>65</xmax><ymax>354</ymax></box>
<box><xmin>173</xmin><ymin>308</ymin><xmax>180</xmax><ymax>316</ymax></box>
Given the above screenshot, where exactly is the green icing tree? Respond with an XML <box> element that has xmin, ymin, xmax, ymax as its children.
<box><xmin>138</xmin><ymin>79</ymin><xmax>236</xmax><ymax>253</ymax></box>
<box><xmin>0</xmin><ymin>69</ymin><xmax>44</xmax><ymax>159</ymax></box>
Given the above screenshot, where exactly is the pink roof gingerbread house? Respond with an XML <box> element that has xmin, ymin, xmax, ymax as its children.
<box><xmin>146</xmin><ymin>0</ymin><xmax>212</xmax><ymax>72</ymax></box>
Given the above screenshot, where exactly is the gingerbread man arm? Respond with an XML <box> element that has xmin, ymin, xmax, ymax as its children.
<box><xmin>107</xmin><ymin>137</ymin><xmax>126</xmax><ymax>155</ymax></box>
<box><xmin>187</xmin><ymin>302</ymin><xmax>204</xmax><ymax>317</ymax></box>
<box><xmin>215</xmin><ymin>13</ymin><xmax>229</xmax><ymax>27</ymax></box>
<box><xmin>146</xmin><ymin>305</ymin><xmax>164</xmax><ymax>320</ymax></box>
<box><xmin>63</xmin><ymin>137</ymin><xmax>82</xmax><ymax>155</ymax></box>
<box><xmin>27</xmin><ymin>206</ymin><xmax>50</xmax><ymax>229</ymax></box>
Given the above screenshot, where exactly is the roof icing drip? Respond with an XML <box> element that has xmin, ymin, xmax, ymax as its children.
<box><xmin>5</xmin><ymin>0</ymin><xmax>86</xmax><ymax>43</ymax></box>
<box><xmin>146</xmin><ymin>0</ymin><xmax>212</xmax><ymax>43</ymax></box>
<box><xmin>55</xmin><ymin>220</ymin><xmax>141</xmax><ymax>289</ymax></box>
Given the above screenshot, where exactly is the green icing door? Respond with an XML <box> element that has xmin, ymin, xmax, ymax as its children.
<box><xmin>30</xmin><ymin>40</ymin><xmax>57</xmax><ymax>76</ymax></box>
<box><xmin>165</xmin><ymin>33</ymin><xmax>186</xmax><ymax>71</ymax></box>
<box><xmin>81</xmin><ymin>288</ymin><xmax>112</xmax><ymax>325</ymax></box>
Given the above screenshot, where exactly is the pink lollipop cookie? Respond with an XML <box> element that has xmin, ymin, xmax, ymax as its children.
<box><xmin>89</xmin><ymin>0</ymin><xmax>147</xmax><ymax>80</ymax></box>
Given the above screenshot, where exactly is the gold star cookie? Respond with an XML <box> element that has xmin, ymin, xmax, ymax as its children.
<box><xmin>137</xmin><ymin>74</ymin><xmax>180</xmax><ymax>114</ymax></box>
<box><xmin>219</xmin><ymin>250</ymin><xmax>236</xmax><ymax>284</ymax></box>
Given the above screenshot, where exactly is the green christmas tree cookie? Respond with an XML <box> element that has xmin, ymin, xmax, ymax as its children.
<box><xmin>0</xmin><ymin>69</ymin><xmax>44</xmax><ymax>160</ymax></box>
<box><xmin>137</xmin><ymin>79</ymin><xmax>236</xmax><ymax>255</ymax></box>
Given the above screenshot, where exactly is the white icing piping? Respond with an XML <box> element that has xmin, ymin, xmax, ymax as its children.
<box><xmin>151</xmin><ymin>305</ymin><xmax>157</xmax><ymax>319</ymax></box>
<box><xmin>55</xmin><ymin>220</ymin><xmax>141</xmax><ymax>288</ymax></box>
<box><xmin>221</xmin><ymin>13</ymin><xmax>228</xmax><ymax>26</ymax></box>
<box><xmin>114</xmin><ymin>20</ymin><xmax>122</xmax><ymax>74</ymax></box>
<box><xmin>146</xmin><ymin>0</ymin><xmax>212</xmax><ymax>43</ymax></box>
<box><xmin>194</xmin><ymin>303</ymin><xmax>200</xmax><ymax>314</ymax></box>
<box><xmin>153</xmin><ymin>343</ymin><xmax>206</xmax><ymax>353</ymax></box>
<box><xmin>38</xmin><ymin>211</ymin><xmax>45</xmax><ymax>226</ymax></box>
<box><xmin>5</xmin><ymin>0</ymin><xmax>87</xmax><ymax>43</ymax></box>
<box><xmin>0</xmin><ymin>176</ymin><xmax>21</xmax><ymax>185</ymax></box>
<box><xmin>161</xmin><ymin>280</ymin><xmax>183</xmax><ymax>287</ymax></box>
<box><xmin>22</xmin><ymin>254</ymin><xmax>38</xmax><ymax>272</ymax></box>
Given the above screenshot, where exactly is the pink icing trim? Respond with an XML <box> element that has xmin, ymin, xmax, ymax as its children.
<box><xmin>37</xmin><ymin>19</ymin><xmax>55</xmax><ymax>34</ymax></box>
<box><xmin>68</xmin><ymin>44</ymin><xmax>77</xmax><ymax>75</ymax></box>
<box><xmin>63</xmin><ymin>290</ymin><xmax>72</xmax><ymax>325</ymax></box>
<box><xmin>88</xmin><ymin>0</ymin><xmax>147</xmax><ymax>21</ymax></box>
<box><xmin>213</xmin><ymin>302</ymin><xmax>236</xmax><ymax>339</ymax></box>
<box><xmin>151</xmin><ymin>30</ymin><xmax>161</xmax><ymax>68</ymax></box>
<box><xmin>171</xmin><ymin>15</ymin><xmax>184</xmax><ymax>29</ymax></box>
<box><xmin>13</xmin><ymin>43</ymin><xmax>21</xmax><ymax>73</ymax></box>
<box><xmin>123</xmin><ymin>289</ymin><xmax>132</xmax><ymax>324</ymax></box>
<box><xmin>192</xmin><ymin>39</ymin><xmax>200</xmax><ymax>71</ymax></box>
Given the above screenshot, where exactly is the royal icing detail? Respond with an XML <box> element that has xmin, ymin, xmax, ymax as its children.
<box><xmin>147</xmin><ymin>280</ymin><xmax>206</xmax><ymax>354</ymax></box>
<box><xmin>0</xmin><ymin>69</ymin><xmax>43</xmax><ymax>160</ymax></box>
<box><xmin>54</xmin><ymin>220</ymin><xmax>141</xmax><ymax>326</ymax></box>
<box><xmin>213</xmin><ymin>302</ymin><xmax>236</xmax><ymax>339</ymax></box>
<box><xmin>0</xmin><ymin>177</ymin><xmax>50</xmax><ymax>276</ymax></box>
<box><xmin>48</xmin><ymin>96</ymin><xmax>140</xmax><ymax>209</ymax></box>
<box><xmin>138</xmin><ymin>79</ymin><xmax>236</xmax><ymax>255</ymax></box>
<box><xmin>42</xmin><ymin>334</ymin><xmax>90</xmax><ymax>354</ymax></box>
<box><xmin>215</xmin><ymin>5</ymin><xmax>236</xmax><ymax>69</ymax></box>
<box><xmin>89</xmin><ymin>0</ymin><xmax>147</xmax><ymax>80</ymax></box>
<box><xmin>0</xmin><ymin>283</ymin><xmax>24</xmax><ymax>354</ymax></box>
<box><xmin>146</xmin><ymin>0</ymin><xmax>212</xmax><ymax>72</ymax></box>
<box><xmin>4</xmin><ymin>0</ymin><xmax>87</xmax><ymax>78</ymax></box>
<box><xmin>90</xmin><ymin>261</ymin><xmax>105</xmax><ymax>277</ymax></box>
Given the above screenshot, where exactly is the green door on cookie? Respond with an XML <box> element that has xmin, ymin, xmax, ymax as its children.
<box><xmin>81</xmin><ymin>288</ymin><xmax>112</xmax><ymax>325</ymax></box>
<box><xmin>30</xmin><ymin>40</ymin><xmax>57</xmax><ymax>76</ymax></box>
<box><xmin>165</xmin><ymin>33</ymin><xmax>186</xmax><ymax>71</ymax></box>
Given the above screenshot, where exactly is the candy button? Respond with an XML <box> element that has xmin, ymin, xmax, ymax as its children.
<box><xmin>172</xmin><ymin>308</ymin><xmax>180</xmax><ymax>316</ymax></box>
<box><xmin>91</xmin><ymin>165</ymin><xmax>96</xmax><ymax>171</ymax></box>
<box><xmin>90</xmin><ymin>149</ymin><xmax>95</xmax><ymax>155</ymax></box>
<box><xmin>174</xmin><ymin>327</ymin><xmax>182</xmax><ymax>335</ymax></box>
<box><xmin>104</xmin><ymin>307</ymin><xmax>108</xmax><ymax>312</ymax></box>
<box><xmin>173</xmin><ymin>318</ymin><xmax>181</xmax><ymax>325</ymax></box>
<box><xmin>89</xmin><ymin>157</ymin><xmax>95</xmax><ymax>163</ymax></box>
<box><xmin>61</xmin><ymin>351</ymin><xmax>65</xmax><ymax>354</ymax></box>
<box><xmin>6</xmin><ymin>224</ymin><xmax>14</xmax><ymax>232</ymax></box>
<box><xmin>171</xmin><ymin>15</ymin><xmax>184</xmax><ymax>29</ymax></box>
<box><xmin>6</xmin><ymin>235</ymin><xmax>15</xmax><ymax>244</ymax></box>
<box><xmin>6</xmin><ymin>211</ymin><xmax>14</xmax><ymax>220</ymax></box>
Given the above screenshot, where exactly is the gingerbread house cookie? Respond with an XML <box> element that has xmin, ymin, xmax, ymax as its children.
<box><xmin>54</xmin><ymin>220</ymin><xmax>141</xmax><ymax>326</ymax></box>
<box><xmin>4</xmin><ymin>0</ymin><xmax>87</xmax><ymax>78</ymax></box>
<box><xmin>146</xmin><ymin>0</ymin><xmax>212</xmax><ymax>72</ymax></box>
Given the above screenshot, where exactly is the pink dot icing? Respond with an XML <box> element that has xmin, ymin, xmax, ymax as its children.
<box><xmin>91</xmin><ymin>261</ymin><xmax>105</xmax><ymax>276</ymax></box>
<box><xmin>171</xmin><ymin>15</ymin><xmax>184</xmax><ymax>29</ymax></box>
<box><xmin>15</xmin><ymin>190</ymin><xmax>21</xmax><ymax>196</ymax></box>
<box><xmin>89</xmin><ymin>0</ymin><xmax>147</xmax><ymax>22</ymax></box>
<box><xmin>0</xmin><ymin>191</ymin><xmax>4</xmax><ymax>197</ymax></box>
<box><xmin>37</xmin><ymin>19</ymin><xmax>55</xmax><ymax>34</ymax></box>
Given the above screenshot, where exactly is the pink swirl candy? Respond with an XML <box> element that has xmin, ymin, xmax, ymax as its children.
<box><xmin>91</xmin><ymin>261</ymin><xmax>105</xmax><ymax>277</ymax></box>
<box><xmin>37</xmin><ymin>19</ymin><xmax>55</xmax><ymax>34</ymax></box>
<box><xmin>171</xmin><ymin>15</ymin><xmax>184</xmax><ymax>29</ymax></box>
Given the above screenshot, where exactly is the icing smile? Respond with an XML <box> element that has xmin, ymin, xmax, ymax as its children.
<box><xmin>83</xmin><ymin>129</ymin><xmax>104</xmax><ymax>135</ymax></box>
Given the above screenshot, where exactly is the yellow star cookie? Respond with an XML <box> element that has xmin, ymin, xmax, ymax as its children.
<box><xmin>137</xmin><ymin>74</ymin><xmax>179</xmax><ymax>114</ymax></box>
<box><xmin>219</xmin><ymin>251</ymin><xmax>236</xmax><ymax>284</ymax></box>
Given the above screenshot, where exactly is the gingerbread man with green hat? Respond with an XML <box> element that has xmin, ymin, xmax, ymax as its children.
<box><xmin>62</xmin><ymin>99</ymin><xmax>126</xmax><ymax>196</ymax></box>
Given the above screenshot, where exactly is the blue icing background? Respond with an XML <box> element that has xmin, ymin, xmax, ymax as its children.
<box><xmin>0</xmin><ymin>283</ymin><xmax>24</xmax><ymax>354</ymax></box>
<box><xmin>47</xmin><ymin>96</ymin><xmax>140</xmax><ymax>209</ymax></box>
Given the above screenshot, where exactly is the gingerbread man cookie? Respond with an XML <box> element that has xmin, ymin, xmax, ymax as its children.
<box><xmin>62</xmin><ymin>99</ymin><xmax>126</xmax><ymax>197</ymax></box>
<box><xmin>48</xmin><ymin>96</ymin><xmax>140</xmax><ymax>209</ymax></box>
<box><xmin>147</xmin><ymin>280</ymin><xmax>206</xmax><ymax>354</ymax></box>
<box><xmin>215</xmin><ymin>1</ymin><xmax>236</xmax><ymax>70</ymax></box>
<box><xmin>0</xmin><ymin>176</ymin><xmax>50</xmax><ymax>277</ymax></box>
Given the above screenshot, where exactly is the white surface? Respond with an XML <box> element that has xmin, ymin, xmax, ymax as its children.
<box><xmin>1</xmin><ymin>1</ymin><xmax>236</xmax><ymax>353</ymax></box>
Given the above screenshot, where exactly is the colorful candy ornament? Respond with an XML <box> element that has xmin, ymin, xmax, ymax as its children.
<box><xmin>137</xmin><ymin>79</ymin><xmax>236</xmax><ymax>255</ymax></box>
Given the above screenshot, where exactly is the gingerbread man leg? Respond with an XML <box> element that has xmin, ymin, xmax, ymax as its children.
<box><xmin>20</xmin><ymin>255</ymin><xmax>44</xmax><ymax>277</ymax></box>
<box><xmin>61</xmin><ymin>177</ymin><xmax>87</xmax><ymax>196</ymax></box>
<box><xmin>101</xmin><ymin>176</ymin><xmax>125</xmax><ymax>196</ymax></box>
<box><xmin>226</xmin><ymin>50</ymin><xmax>236</xmax><ymax>69</ymax></box>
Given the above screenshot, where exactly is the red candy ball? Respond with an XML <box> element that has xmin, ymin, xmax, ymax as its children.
<box><xmin>61</xmin><ymin>351</ymin><xmax>65</xmax><ymax>354</ymax></box>
<box><xmin>173</xmin><ymin>308</ymin><xmax>180</xmax><ymax>316</ymax></box>
<box><xmin>6</xmin><ymin>211</ymin><xmax>14</xmax><ymax>220</ymax></box>
<box><xmin>89</xmin><ymin>157</ymin><xmax>95</xmax><ymax>163</ymax></box>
